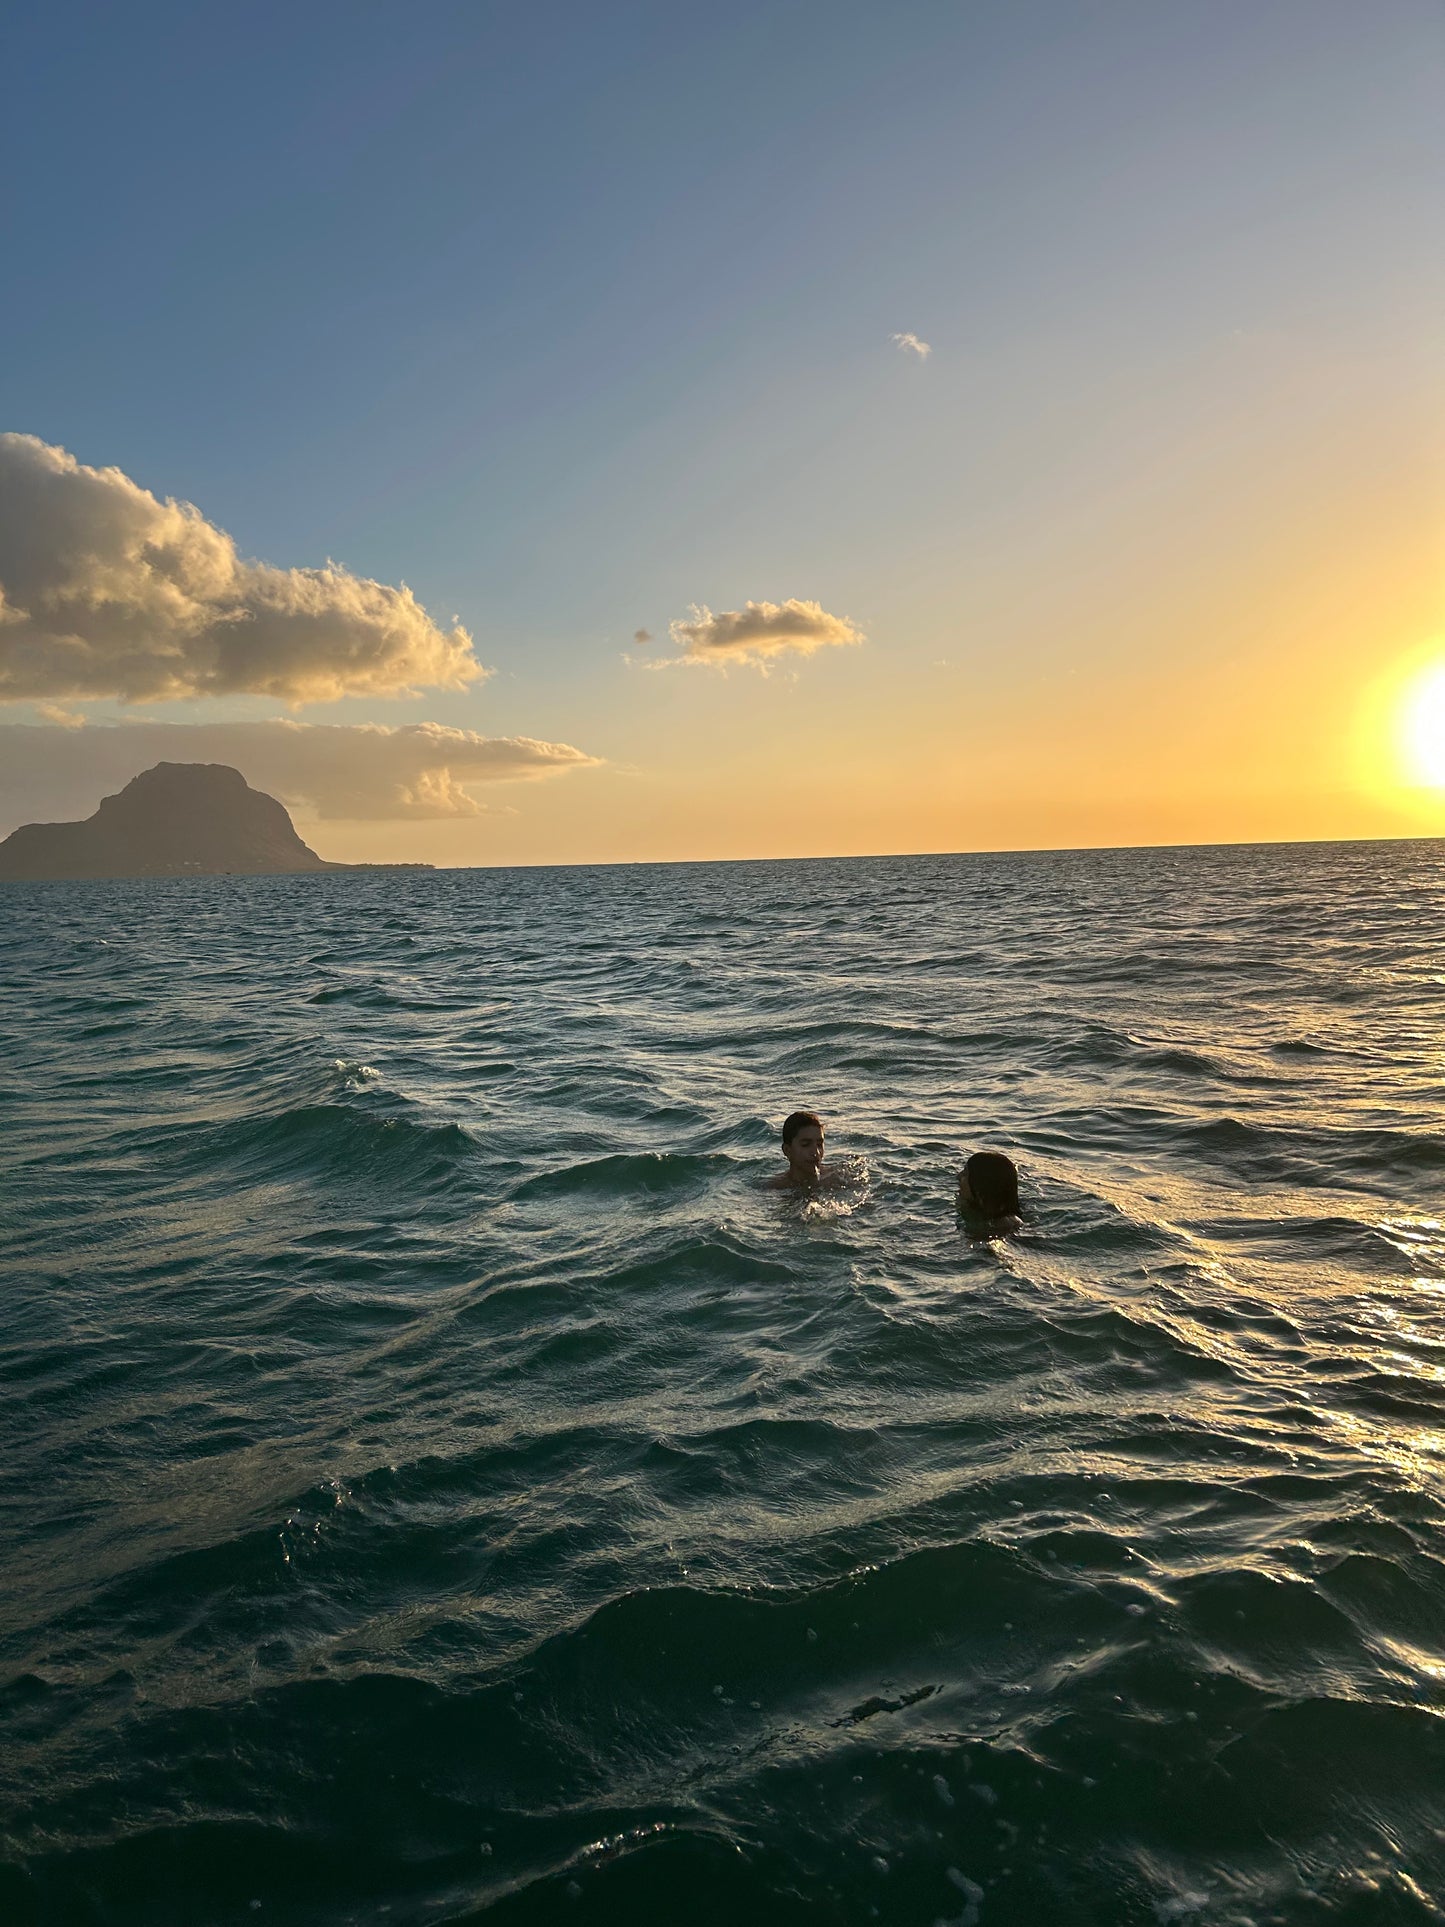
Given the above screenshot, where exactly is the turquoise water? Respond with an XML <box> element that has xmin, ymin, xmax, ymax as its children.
<box><xmin>3</xmin><ymin>845</ymin><xmax>1444</xmax><ymax>1925</ymax></box>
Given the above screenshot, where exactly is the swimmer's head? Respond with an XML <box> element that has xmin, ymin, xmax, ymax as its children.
<box><xmin>959</xmin><ymin>1151</ymin><xmax>1020</xmax><ymax>1221</ymax></box>
<box><xmin>781</xmin><ymin>1109</ymin><xmax>825</xmax><ymax>1177</ymax></box>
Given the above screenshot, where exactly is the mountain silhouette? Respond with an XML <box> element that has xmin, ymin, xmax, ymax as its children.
<box><xmin>0</xmin><ymin>763</ymin><xmax>336</xmax><ymax>880</ymax></box>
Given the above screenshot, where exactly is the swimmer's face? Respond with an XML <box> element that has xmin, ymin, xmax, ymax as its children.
<box><xmin>787</xmin><ymin>1123</ymin><xmax>825</xmax><ymax>1173</ymax></box>
<box><xmin>956</xmin><ymin>1170</ymin><xmax>974</xmax><ymax>1206</ymax></box>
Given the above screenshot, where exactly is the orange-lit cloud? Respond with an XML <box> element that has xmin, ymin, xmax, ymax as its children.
<box><xmin>890</xmin><ymin>332</ymin><xmax>931</xmax><ymax>360</ymax></box>
<box><xmin>0</xmin><ymin>434</ymin><xmax>482</xmax><ymax>704</ymax></box>
<box><xmin>0</xmin><ymin>719</ymin><xmax>599</xmax><ymax>824</ymax></box>
<box><xmin>667</xmin><ymin>598</ymin><xmax>864</xmax><ymax>668</ymax></box>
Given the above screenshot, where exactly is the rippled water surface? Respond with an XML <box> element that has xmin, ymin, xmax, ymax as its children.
<box><xmin>4</xmin><ymin>845</ymin><xmax>1445</xmax><ymax>1926</ymax></box>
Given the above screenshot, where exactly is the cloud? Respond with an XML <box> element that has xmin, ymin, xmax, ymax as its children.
<box><xmin>667</xmin><ymin>598</ymin><xmax>864</xmax><ymax>668</ymax></box>
<box><xmin>0</xmin><ymin>433</ymin><xmax>482</xmax><ymax>704</ymax></box>
<box><xmin>632</xmin><ymin>628</ymin><xmax>653</xmax><ymax>645</ymax></box>
<box><xmin>0</xmin><ymin>719</ymin><xmax>599</xmax><ymax>827</ymax></box>
<box><xmin>35</xmin><ymin>702</ymin><xmax>86</xmax><ymax>728</ymax></box>
<box><xmin>890</xmin><ymin>332</ymin><xmax>931</xmax><ymax>360</ymax></box>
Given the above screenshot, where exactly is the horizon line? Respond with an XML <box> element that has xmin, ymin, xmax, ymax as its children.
<box><xmin>421</xmin><ymin>828</ymin><xmax>1442</xmax><ymax>874</ymax></box>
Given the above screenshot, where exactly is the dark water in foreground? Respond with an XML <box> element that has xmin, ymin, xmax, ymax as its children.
<box><xmin>3</xmin><ymin>844</ymin><xmax>1444</xmax><ymax>1926</ymax></box>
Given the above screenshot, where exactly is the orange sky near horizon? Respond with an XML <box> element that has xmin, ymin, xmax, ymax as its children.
<box><xmin>302</xmin><ymin>401</ymin><xmax>1445</xmax><ymax>868</ymax></box>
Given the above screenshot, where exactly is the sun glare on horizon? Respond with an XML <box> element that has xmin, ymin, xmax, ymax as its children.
<box><xmin>1398</xmin><ymin>661</ymin><xmax>1445</xmax><ymax>791</ymax></box>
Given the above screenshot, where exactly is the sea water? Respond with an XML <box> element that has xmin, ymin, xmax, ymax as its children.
<box><xmin>2</xmin><ymin>844</ymin><xmax>1443</xmax><ymax>1925</ymax></box>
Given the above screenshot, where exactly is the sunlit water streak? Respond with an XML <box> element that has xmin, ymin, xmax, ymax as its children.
<box><xmin>2</xmin><ymin>844</ymin><xmax>1444</xmax><ymax>1926</ymax></box>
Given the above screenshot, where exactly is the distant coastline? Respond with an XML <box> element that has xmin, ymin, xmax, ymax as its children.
<box><xmin>0</xmin><ymin>762</ymin><xmax>433</xmax><ymax>882</ymax></box>
<box><xmin>4</xmin><ymin>764</ymin><xmax>1439</xmax><ymax>881</ymax></box>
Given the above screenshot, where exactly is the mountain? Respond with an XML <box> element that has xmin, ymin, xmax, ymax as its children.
<box><xmin>0</xmin><ymin>763</ymin><xmax>337</xmax><ymax>880</ymax></box>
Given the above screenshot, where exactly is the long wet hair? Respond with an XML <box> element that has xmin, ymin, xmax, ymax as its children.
<box><xmin>964</xmin><ymin>1151</ymin><xmax>1020</xmax><ymax>1218</ymax></box>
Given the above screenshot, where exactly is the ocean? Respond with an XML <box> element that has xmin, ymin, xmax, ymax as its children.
<box><xmin>2</xmin><ymin>843</ymin><xmax>1443</xmax><ymax>1926</ymax></box>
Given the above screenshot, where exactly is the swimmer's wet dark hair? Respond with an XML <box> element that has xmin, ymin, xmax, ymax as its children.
<box><xmin>965</xmin><ymin>1151</ymin><xmax>1020</xmax><ymax>1218</ymax></box>
<box><xmin>782</xmin><ymin>1110</ymin><xmax>823</xmax><ymax>1146</ymax></box>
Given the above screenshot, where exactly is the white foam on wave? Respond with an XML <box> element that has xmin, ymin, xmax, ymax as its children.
<box><xmin>1153</xmin><ymin>1896</ymin><xmax>1211</xmax><ymax>1922</ymax></box>
<box><xmin>332</xmin><ymin>1058</ymin><xmax>380</xmax><ymax>1086</ymax></box>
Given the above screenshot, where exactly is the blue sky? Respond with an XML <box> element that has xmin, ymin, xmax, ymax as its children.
<box><xmin>3</xmin><ymin>1</ymin><xmax>1442</xmax><ymax>859</ymax></box>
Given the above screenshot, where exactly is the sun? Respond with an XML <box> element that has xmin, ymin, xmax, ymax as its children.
<box><xmin>1351</xmin><ymin>647</ymin><xmax>1445</xmax><ymax>817</ymax></box>
<box><xmin>1398</xmin><ymin>662</ymin><xmax>1445</xmax><ymax>790</ymax></box>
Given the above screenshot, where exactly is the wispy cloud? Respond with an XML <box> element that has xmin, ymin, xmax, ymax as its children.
<box><xmin>667</xmin><ymin>599</ymin><xmax>865</xmax><ymax>669</ymax></box>
<box><xmin>0</xmin><ymin>434</ymin><xmax>482</xmax><ymax>704</ymax></box>
<box><xmin>0</xmin><ymin>719</ymin><xmax>599</xmax><ymax>826</ymax></box>
<box><xmin>890</xmin><ymin>331</ymin><xmax>931</xmax><ymax>360</ymax></box>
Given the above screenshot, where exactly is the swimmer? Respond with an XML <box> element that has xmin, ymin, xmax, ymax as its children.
<box><xmin>957</xmin><ymin>1151</ymin><xmax>1022</xmax><ymax>1231</ymax></box>
<box><xmin>767</xmin><ymin>1110</ymin><xmax>827</xmax><ymax>1189</ymax></box>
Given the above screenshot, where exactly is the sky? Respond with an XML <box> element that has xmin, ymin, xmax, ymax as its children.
<box><xmin>2</xmin><ymin>0</ymin><xmax>1443</xmax><ymax>864</ymax></box>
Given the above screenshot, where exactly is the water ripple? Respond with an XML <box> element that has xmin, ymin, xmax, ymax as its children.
<box><xmin>2</xmin><ymin>844</ymin><xmax>1444</xmax><ymax>1924</ymax></box>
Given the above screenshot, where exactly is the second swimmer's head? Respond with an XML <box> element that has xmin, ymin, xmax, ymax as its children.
<box><xmin>958</xmin><ymin>1151</ymin><xmax>1021</xmax><ymax>1223</ymax></box>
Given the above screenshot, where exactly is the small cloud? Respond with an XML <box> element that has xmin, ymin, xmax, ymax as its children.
<box><xmin>667</xmin><ymin>598</ymin><xmax>864</xmax><ymax>670</ymax></box>
<box><xmin>0</xmin><ymin>433</ymin><xmax>482</xmax><ymax>705</ymax></box>
<box><xmin>632</xmin><ymin>628</ymin><xmax>653</xmax><ymax>645</ymax></box>
<box><xmin>891</xmin><ymin>332</ymin><xmax>931</xmax><ymax>360</ymax></box>
<box><xmin>36</xmin><ymin>702</ymin><xmax>86</xmax><ymax>728</ymax></box>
